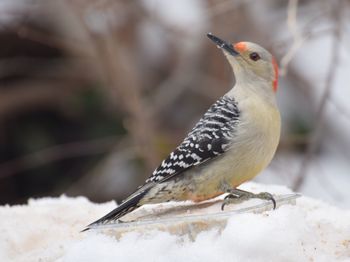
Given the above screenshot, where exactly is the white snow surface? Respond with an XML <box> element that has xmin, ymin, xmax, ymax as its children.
<box><xmin>1</xmin><ymin>182</ymin><xmax>350</xmax><ymax>262</ymax></box>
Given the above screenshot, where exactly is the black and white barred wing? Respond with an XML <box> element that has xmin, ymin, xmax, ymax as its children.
<box><xmin>147</xmin><ymin>96</ymin><xmax>240</xmax><ymax>184</ymax></box>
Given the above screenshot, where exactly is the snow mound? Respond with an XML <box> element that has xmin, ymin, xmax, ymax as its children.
<box><xmin>1</xmin><ymin>182</ymin><xmax>350</xmax><ymax>262</ymax></box>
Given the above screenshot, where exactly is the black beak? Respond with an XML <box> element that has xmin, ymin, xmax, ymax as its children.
<box><xmin>207</xmin><ymin>33</ymin><xmax>239</xmax><ymax>56</ymax></box>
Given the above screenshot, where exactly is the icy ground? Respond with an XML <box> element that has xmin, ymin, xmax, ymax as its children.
<box><xmin>1</xmin><ymin>182</ymin><xmax>350</xmax><ymax>262</ymax></box>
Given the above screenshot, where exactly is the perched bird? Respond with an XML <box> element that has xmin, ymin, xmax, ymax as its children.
<box><xmin>84</xmin><ymin>33</ymin><xmax>281</xmax><ymax>230</ymax></box>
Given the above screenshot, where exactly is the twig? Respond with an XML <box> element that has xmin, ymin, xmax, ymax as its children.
<box><xmin>276</xmin><ymin>9</ymin><xmax>333</xmax><ymax>71</ymax></box>
<box><xmin>293</xmin><ymin>0</ymin><xmax>344</xmax><ymax>191</ymax></box>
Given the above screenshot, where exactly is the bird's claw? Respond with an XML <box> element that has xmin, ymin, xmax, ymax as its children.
<box><xmin>255</xmin><ymin>192</ymin><xmax>276</xmax><ymax>209</ymax></box>
<box><xmin>221</xmin><ymin>194</ymin><xmax>239</xmax><ymax>210</ymax></box>
<box><xmin>221</xmin><ymin>189</ymin><xmax>276</xmax><ymax>211</ymax></box>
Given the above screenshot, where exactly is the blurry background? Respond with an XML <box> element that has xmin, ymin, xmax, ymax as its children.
<box><xmin>0</xmin><ymin>0</ymin><xmax>349</xmax><ymax>207</ymax></box>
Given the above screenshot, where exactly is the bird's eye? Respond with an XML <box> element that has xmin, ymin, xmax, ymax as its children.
<box><xmin>249</xmin><ymin>52</ymin><xmax>261</xmax><ymax>61</ymax></box>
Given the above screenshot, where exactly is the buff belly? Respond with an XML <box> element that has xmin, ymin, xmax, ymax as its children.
<box><xmin>184</xmin><ymin>104</ymin><xmax>281</xmax><ymax>202</ymax></box>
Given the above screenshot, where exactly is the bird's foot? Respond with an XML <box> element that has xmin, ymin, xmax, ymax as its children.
<box><xmin>221</xmin><ymin>188</ymin><xmax>276</xmax><ymax>211</ymax></box>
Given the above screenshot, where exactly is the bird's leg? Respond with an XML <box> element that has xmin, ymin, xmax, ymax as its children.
<box><xmin>221</xmin><ymin>188</ymin><xmax>276</xmax><ymax>211</ymax></box>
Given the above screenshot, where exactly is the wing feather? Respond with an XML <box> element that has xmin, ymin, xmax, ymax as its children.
<box><xmin>146</xmin><ymin>95</ymin><xmax>240</xmax><ymax>184</ymax></box>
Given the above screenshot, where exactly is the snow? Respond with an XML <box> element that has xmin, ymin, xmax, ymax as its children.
<box><xmin>1</xmin><ymin>182</ymin><xmax>350</xmax><ymax>262</ymax></box>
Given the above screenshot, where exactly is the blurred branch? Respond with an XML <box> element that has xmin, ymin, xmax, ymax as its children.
<box><xmin>279</xmin><ymin>2</ymin><xmax>334</xmax><ymax>75</ymax></box>
<box><xmin>16</xmin><ymin>26</ymin><xmax>90</xmax><ymax>56</ymax></box>
<box><xmin>206</xmin><ymin>0</ymin><xmax>247</xmax><ymax>18</ymax></box>
<box><xmin>278</xmin><ymin>134</ymin><xmax>310</xmax><ymax>149</ymax></box>
<box><xmin>329</xmin><ymin>98</ymin><xmax>350</xmax><ymax>121</ymax></box>
<box><xmin>0</xmin><ymin>57</ymin><xmax>96</xmax><ymax>79</ymax></box>
<box><xmin>0</xmin><ymin>136</ymin><xmax>120</xmax><ymax>179</ymax></box>
<box><xmin>0</xmin><ymin>81</ymin><xmax>75</xmax><ymax>117</ymax></box>
<box><xmin>150</xmin><ymin>53</ymin><xmax>206</xmax><ymax>113</ymax></box>
<box><xmin>313</xmin><ymin>159</ymin><xmax>344</xmax><ymax>200</ymax></box>
<box><xmin>66</xmin><ymin>146</ymin><xmax>137</xmax><ymax>200</ymax></box>
<box><xmin>0</xmin><ymin>62</ymin><xmax>96</xmax><ymax>118</ymax></box>
<box><xmin>66</xmin><ymin>0</ymin><xmax>160</xmax><ymax>172</ymax></box>
<box><xmin>0</xmin><ymin>58</ymin><xmax>61</xmax><ymax>78</ymax></box>
<box><xmin>280</xmin><ymin>0</ymin><xmax>303</xmax><ymax>76</ymax></box>
<box><xmin>293</xmin><ymin>0</ymin><xmax>344</xmax><ymax>191</ymax></box>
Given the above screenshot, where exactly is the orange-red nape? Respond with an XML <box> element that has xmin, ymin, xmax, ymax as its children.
<box><xmin>272</xmin><ymin>57</ymin><xmax>278</xmax><ymax>92</ymax></box>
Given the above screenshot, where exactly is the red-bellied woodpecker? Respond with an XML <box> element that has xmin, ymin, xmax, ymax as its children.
<box><xmin>84</xmin><ymin>33</ymin><xmax>281</xmax><ymax>230</ymax></box>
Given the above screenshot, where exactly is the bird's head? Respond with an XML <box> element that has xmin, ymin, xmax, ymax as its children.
<box><xmin>207</xmin><ymin>33</ymin><xmax>278</xmax><ymax>93</ymax></box>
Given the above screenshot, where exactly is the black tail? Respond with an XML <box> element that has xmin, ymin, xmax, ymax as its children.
<box><xmin>82</xmin><ymin>189</ymin><xmax>148</xmax><ymax>231</ymax></box>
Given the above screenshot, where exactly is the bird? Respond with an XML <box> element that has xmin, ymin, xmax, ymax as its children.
<box><xmin>84</xmin><ymin>33</ymin><xmax>281</xmax><ymax>231</ymax></box>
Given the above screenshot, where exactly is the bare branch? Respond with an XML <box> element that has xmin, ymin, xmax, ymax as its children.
<box><xmin>279</xmin><ymin>0</ymin><xmax>304</xmax><ymax>76</ymax></box>
<box><xmin>293</xmin><ymin>0</ymin><xmax>344</xmax><ymax>190</ymax></box>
